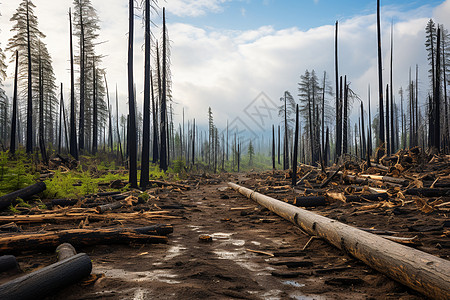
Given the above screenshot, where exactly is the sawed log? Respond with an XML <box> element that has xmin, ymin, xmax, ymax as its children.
<box><xmin>0</xmin><ymin>252</ymin><xmax>91</xmax><ymax>300</ymax></box>
<box><xmin>0</xmin><ymin>182</ymin><xmax>46</xmax><ymax>210</ymax></box>
<box><xmin>228</xmin><ymin>182</ymin><xmax>450</xmax><ymax>300</ymax></box>
<box><xmin>0</xmin><ymin>224</ymin><xmax>172</xmax><ymax>253</ymax></box>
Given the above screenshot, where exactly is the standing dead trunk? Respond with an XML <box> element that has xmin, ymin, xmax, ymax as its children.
<box><xmin>127</xmin><ymin>0</ymin><xmax>138</xmax><ymax>187</ymax></box>
<box><xmin>26</xmin><ymin>0</ymin><xmax>33</xmax><ymax>154</ymax></box>
<box><xmin>272</xmin><ymin>125</ymin><xmax>275</xmax><ymax>170</ymax></box>
<box><xmin>159</xmin><ymin>8</ymin><xmax>168</xmax><ymax>171</ymax></box>
<box><xmin>141</xmin><ymin>0</ymin><xmax>151</xmax><ymax>189</ymax></box>
<box><xmin>377</xmin><ymin>0</ymin><xmax>385</xmax><ymax>147</ymax></box>
<box><xmin>292</xmin><ymin>105</ymin><xmax>299</xmax><ymax>186</ymax></box>
<box><xmin>92</xmin><ymin>58</ymin><xmax>98</xmax><ymax>154</ymax></box>
<box><xmin>69</xmin><ymin>9</ymin><xmax>78</xmax><ymax>160</ymax></box>
<box><xmin>343</xmin><ymin>76</ymin><xmax>348</xmax><ymax>154</ymax></box>
<box><xmin>386</xmin><ymin>84</ymin><xmax>390</xmax><ymax>155</ymax></box>
<box><xmin>10</xmin><ymin>51</ymin><xmax>18</xmax><ymax>154</ymax></box>
<box><xmin>433</xmin><ymin>27</ymin><xmax>441</xmax><ymax>152</ymax></box>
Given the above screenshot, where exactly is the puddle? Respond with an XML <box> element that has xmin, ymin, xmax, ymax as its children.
<box><xmin>282</xmin><ymin>280</ymin><xmax>305</xmax><ymax>288</ymax></box>
<box><xmin>250</xmin><ymin>241</ymin><xmax>261</xmax><ymax>246</ymax></box>
<box><xmin>187</xmin><ymin>225</ymin><xmax>202</xmax><ymax>232</ymax></box>
<box><xmin>210</xmin><ymin>232</ymin><xmax>233</xmax><ymax>239</ymax></box>
<box><xmin>96</xmin><ymin>267</ymin><xmax>181</xmax><ymax>284</ymax></box>
<box><xmin>291</xmin><ymin>294</ymin><xmax>328</xmax><ymax>300</ymax></box>
<box><xmin>164</xmin><ymin>245</ymin><xmax>187</xmax><ymax>260</ymax></box>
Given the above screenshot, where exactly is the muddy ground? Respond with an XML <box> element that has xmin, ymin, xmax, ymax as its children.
<box><xmin>0</xmin><ymin>171</ymin><xmax>448</xmax><ymax>299</ymax></box>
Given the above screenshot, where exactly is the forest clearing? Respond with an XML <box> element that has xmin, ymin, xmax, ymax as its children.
<box><xmin>0</xmin><ymin>0</ymin><xmax>449</xmax><ymax>299</ymax></box>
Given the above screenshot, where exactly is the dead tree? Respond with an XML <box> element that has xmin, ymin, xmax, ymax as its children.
<box><xmin>127</xmin><ymin>0</ymin><xmax>138</xmax><ymax>187</ymax></box>
<box><xmin>140</xmin><ymin>0</ymin><xmax>151</xmax><ymax>188</ymax></box>
<box><xmin>377</xmin><ymin>0</ymin><xmax>385</xmax><ymax>148</ymax></box>
<box><xmin>69</xmin><ymin>9</ymin><xmax>78</xmax><ymax>160</ymax></box>
<box><xmin>10</xmin><ymin>51</ymin><xmax>18</xmax><ymax>154</ymax></box>
<box><xmin>26</xmin><ymin>0</ymin><xmax>33</xmax><ymax>153</ymax></box>
<box><xmin>292</xmin><ymin>105</ymin><xmax>299</xmax><ymax>186</ymax></box>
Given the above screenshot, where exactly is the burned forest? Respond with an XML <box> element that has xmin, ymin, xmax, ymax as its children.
<box><xmin>0</xmin><ymin>0</ymin><xmax>448</xmax><ymax>299</ymax></box>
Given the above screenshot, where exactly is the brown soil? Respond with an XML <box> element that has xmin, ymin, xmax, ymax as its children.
<box><xmin>1</xmin><ymin>171</ymin><xmax>448</xmax><ymax>299</ymax></box>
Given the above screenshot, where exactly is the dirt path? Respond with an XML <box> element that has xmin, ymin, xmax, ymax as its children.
<box><xmin>28</xmin><ymin>175</ymin><xmax>424</xmax><ymax>300</ymax></box>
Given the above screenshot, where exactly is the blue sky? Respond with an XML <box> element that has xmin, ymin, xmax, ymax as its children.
<box><xmin>166</xmin><ymin>0</ymin><xmax>445</xmax><ymax>30</ymax></box>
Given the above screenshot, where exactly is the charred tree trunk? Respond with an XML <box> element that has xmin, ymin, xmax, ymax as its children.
<box><xmin>26</xmin><ymin>1</ymin><xmax>33</xmax><ymax>154</ymax></box>
<box><xmin>433</xmin><ymin>27</ymin><xmax>441</xmax><ymax>152</ymax></box>
<box><xmin>159</xmin><ymin>8</ymin><xmax>168</xmax><ymax>171</ymax></box>
<box><xmin>377</xmin><ymin>0</ymin><xmax>385</xmax><ymax>148</ymax></box>
<box><xmin>104</xmin><ymin>75</ymin><xmax>113</xmax><ymax>151</ymax></box>
<box><xmin>386</xmin><ymin>84</ymin><xmax>390</xmax><ymax>155</ymax></box>
<box><xmin>292</xmin><ymin>105</ymin><xmax>299</xmax><ymax>186</ymax></box>
<box><xmin>69</xmin><ymin>9</ymin><xmax>78</xmax><ymax>160</ymax></box>
<box><xmin>343</xmin><ymin>76</ymin><xmax>348</xmax><ymax>154</ymax></box>
<box><xmin>116</xmin><ymin>85</ymin><xmax>124</xmax><ymax>163</ymax></box>
<box><xmin>141</xmin><ymin>0</ymin><xmax>151</xmax><ymax>189</ymax></box>
<box><xmin>128</xmin><ymin>0</ymin><xmax>138</xmax><ymax>187</ymax></box>
<box><xmin>92</xmin><ymin>59</ymin><xmax>98</xmax><ymax>155</ymax></box>
<box><xmin>79</xmin><ymin>9</ymin><xmax>85</xmax><ymax>152</ymax></box>
<box><xmin>272</xmin><ymin>124</ymin><xmax>275</xmax><ymax>170</ymax></box>
<box><xmin>10</xmin><ymin>51</ymin><xmax>18</xmax><ymax>155</ymax></box>
<box><xmin>360</xmin><ymin>101</ymin><xmax>366</xmax><ymax>158</ymax></box>
<box><xmin>335</xmin><ymin>21</ymin><xmax>340</xmax><ymax>161</ymax></box>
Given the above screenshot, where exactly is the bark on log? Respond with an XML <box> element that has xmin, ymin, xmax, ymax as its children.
<box><xmin>0</xmin><ymin>255</ymin><xmax>19</xmax><ymax>273</ymax></box>
<box><xmin>228</xmin><ymin>182</ymin><xmax>450</xmax><ymax>300</ymax></box>
<box><xmin>0</xmin><ymin>225</ymin><xmax>171</xmax><ymax>253</ymax></box>
<box><xmin>358</xmin><ymin>174</ymin><xmax>409</xmax><ymax>186</ymax></box>
<box><xmin>0</xmin><ymin>253</ymin><xmax>92</xmax><ymax>300</ymax></box>
<box><xmin>0</xmin><ymin>211</ymin><xmax>174</xmax><ymax>225</ymax></box>
<box><xmin>405</xmin><ymin>188</ymin><xmax>450</xmax><ymax>197</ymax></box>
<box><xmin>96</xmin><ymin>200</ymin><xmax>123</xmax><ymax>213</ymax></box>
<box><xmin>290</xmin><ymin>196</ymin><xmax>328</xmax><ymax>207</ymax></box>
<box><xmin>0</xmin><ymin>182</ymin><xmax>46</xmax><ymax>210</ymax></box>
<box><xmin>148</xmin><ymin>180</ymin><xmax>190</xmax><ymax>190</ymax></box>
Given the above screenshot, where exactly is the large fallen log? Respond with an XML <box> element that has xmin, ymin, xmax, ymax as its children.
<box><xmin>0</xmin><ymin>225</ymin><xmax>172</xmax><ymax>253</ymax></box>
<box><xmin>228</xmin><ymin>182</ymin><xmax>450</xmax><ymax>300</ymax></box>
<box><xmin>0</xmin><ymin>210</ymin><xmax>175</xmax><ymax>224</ymax></box>
<box><xmin>0</xmin><ymin>182</ymin><xmax>46</xmax><ymax>210</ymax></box>
<box><xmin>405</xmin><ymin>188</ymin><xmax>450</xmax><ymax>197</ymax></box>
<box><xmin>358</xmin><ymin>174</ymin><xmax>409</xmax><ymax>186</ymax></box>
<box><xmin>0</xmin><ymin>252</ymin><xmax>91</xmax><ymax>300</ymax></box>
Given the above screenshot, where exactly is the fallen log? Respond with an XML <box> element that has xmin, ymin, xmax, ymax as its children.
<box><xmin>96</xmin><ymin>200</ymin><xmax>123</xmax><ymax>213</ymax></box>
<box><xmin>0</xmin><ymin>182</ymin><xmax>46</xmax><ymax>210</ymax></box>
<box><xmin>358</xmin><ymin>174</ymin><xmax>409</xmax><ymax>186</ymax></box>
<box><xmin>0</xmin><ymin>253</ymin><xmax>91</xmax><ymax>300</ymax></box>
<box><xmin>0</xmin><ymin>225</ymin><xmax>171</xmax><ymax>253</ymax></box>
<box><xmin>228</xmin><ymin>182</ymin><xmax>450</xmax><ymax>300</ymax></box>
<box><xmin>148</xmin><ymin>180</ymin><xmax>191</xmax><ymax>190</ymax></box>
<box><xmin>0</xmin><ymin>210</ymin><xmax>175</xmax><ymax>225</ymax></box>
<box><xmin>290</xmin><ymin>196</ymin><xmax>328</xmax><ymax>207</ymax></box>
<box><xmin>405</xmin><ymin>188</ymin><xmax>450</xmax><ymax>197</ymax></box>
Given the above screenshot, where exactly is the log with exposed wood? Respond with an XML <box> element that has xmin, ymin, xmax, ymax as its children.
<box><xmin>228</xmin><ymin>182</ymin><xmax>450</xmax><ymax>300</ymax></box>
<box><xmin>148</xmin><ymin>180</ymin><xmax>191</xmax><ymax>190</ymax></box>
<box><xmin>0</xmin><ymin>252</ymin><xmax>91</xmax><ymax>300</ymax></box>
<box><xmin>0</xmin><ymin>182</ymin><xmax>46</xmax><ymax>210</ymax></box>
<box><xmin>0</xmin><ymin>225</ymin><xmax>172</xmax><ymax>253</ymax></box>
<box><xmin>0</xmin><ymin>210</ymin><xmax>176</xmax><ymax>225</ymax></box>
<box><xmin>358</xmin><ymin>174</ymin><xmax>409</xmax><ymax>186</ymax></box>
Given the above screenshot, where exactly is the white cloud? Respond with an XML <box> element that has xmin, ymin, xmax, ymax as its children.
<box><xmin>164</xmin><ymin>0</ymin><xmax>230</xmax><ymax>17</ymax></box>
<box><xmin>0</xmin><ymin>0</ymin><xmax>448</xmax><ymax>132</ymax></box>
